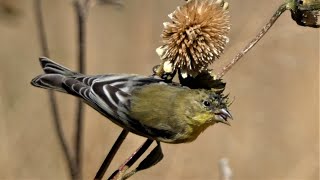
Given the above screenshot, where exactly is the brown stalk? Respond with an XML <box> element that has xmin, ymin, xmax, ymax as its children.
<box><xmin>73</xmin><ymin>1</ymin><xmax>130</xmax><ymax>180</ymax></box>
<box><xmin>33</xmin><ymin>0</ymin><xmax>77</xmax><ymax>179</ymax></box>
<box><xmin>108</xmin><ymin>139</ymin><xmax>154</xmax><ymax>180</ymax></box>
<box><xmin>73</xmin><ymin>1</ymin><xmax>89</xmax><ymax>179</ymax></box>
<box><xmin>94</xmin><ymin>129</ymin><xmax>129</xmax><ymax>180</ymax></box>
<box><xmin>217</xmin><ymin>3</ymin><xmax>288</xmax><ymax>78</ymax></box>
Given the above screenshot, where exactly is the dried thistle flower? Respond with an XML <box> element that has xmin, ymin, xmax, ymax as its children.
<box><xmin>156</xmin><ymin>0</ymin><xmax>230</xmax><ymax>78</ymax></box>
<box><xmin>288</xmin><ymin>0</ymin><xmax>320</xmax><ymax>27</ymax></box>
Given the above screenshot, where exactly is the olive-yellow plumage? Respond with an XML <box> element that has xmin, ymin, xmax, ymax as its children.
<box><xmin>31</xmin><ymin>57</ymin><xmax>232</xmax><ymax>144</ymax></box>
<box><xmin>130</xmin><ymin>84</ymin><xmax>224</xmax><ymax>143</ymax></box>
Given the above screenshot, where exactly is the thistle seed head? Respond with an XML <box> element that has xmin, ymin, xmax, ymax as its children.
<box><xmin>156</xmin><ymin>0</ymin><xmax>230</xmax><ymax>78</ymax></box>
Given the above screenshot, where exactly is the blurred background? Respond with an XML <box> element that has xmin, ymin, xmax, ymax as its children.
<box><xmin>0</xmin><ymin>0</ymin><xmax>318</xmax><ymax>179</ymax></box>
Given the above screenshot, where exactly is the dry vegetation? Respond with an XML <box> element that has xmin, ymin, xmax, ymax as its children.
<box><xmin>0</xmin><ymin>0</ymin><xmax>318</xmax><ymax>179</ymax></box>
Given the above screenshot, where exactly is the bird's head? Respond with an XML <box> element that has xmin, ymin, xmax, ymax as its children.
<box><xmin>183</xmin><ymin>89</ymin><xmax>233</xmax><ymax>127</ymax></box>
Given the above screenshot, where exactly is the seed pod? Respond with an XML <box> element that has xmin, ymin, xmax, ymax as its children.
<box><xmin>156</xmin><ymin>0</ymin><xmax>231</xmax><ymax>78</ymax></box>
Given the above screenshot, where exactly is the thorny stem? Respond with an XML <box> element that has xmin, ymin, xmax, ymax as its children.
<box><xmin>108</xmin><ymin>139</ymin><xmax>154</xmax><ymax>180</ymax></box>
<box><xmin>94</xmin><ymin>129</ymin><xmax>129</xmax><ymax>180</ymax></box>
<box><xmin>34</xmin><ymin>0</ymin><xmax>77</xmax><ymax>179</ymax></box>
<box><xmin>73</xmin><ymin>1</ymin><xmax>88</xmax><ymax>179</ymax></box>
<box><xmin>217</xmin><ymin>3</ymin><xmax>288</xmax><ymax>78</ymax></box>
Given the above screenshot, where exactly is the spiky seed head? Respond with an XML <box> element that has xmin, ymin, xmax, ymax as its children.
<box><xmin>156</xmin><ymin>0</ymin><xmax>231</xmax><ymax>78</ymax></box>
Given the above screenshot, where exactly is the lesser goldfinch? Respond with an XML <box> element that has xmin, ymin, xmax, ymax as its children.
<box><xmin>31</xmin><ymin>57</ymin><xmax>232</xmax><ymax>143</ymax></box>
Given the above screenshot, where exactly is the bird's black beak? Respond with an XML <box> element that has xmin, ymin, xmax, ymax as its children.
<box><xmin>214</xmin><ymin>108</ymin><xmax>233</xmax><ymax>126</ymax></box>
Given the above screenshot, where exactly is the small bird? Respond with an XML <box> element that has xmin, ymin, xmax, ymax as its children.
<box><xmin>31</xmin><ymin>57</ymin><xmax>232</xmax><ymax>144</ymax></box>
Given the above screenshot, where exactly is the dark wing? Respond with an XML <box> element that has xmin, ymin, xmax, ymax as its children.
<box><xmin>69</xmin><ymin>74</ymin><xmax>166</xmax><ymax>136</ymax></box>
<box><xmin>32</xmin><ymin>58</ymin><xmax>171</xmax><ymax>137</ymax></box>
<box><xmin>33</xmin><ymin>72</ymin><xmax>183</xmax><ymax>139</ymax></box>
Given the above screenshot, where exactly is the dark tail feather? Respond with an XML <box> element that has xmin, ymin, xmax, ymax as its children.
<box><xmin>31</xmin><ymin>57</ymin><xmax>77</xmax><ymax>92</ymax></box>
<box><xmin>31</xmin><ymin>74</ymin><xmax>67</xmax><ymax>93</ymax></box>
<box><xmin>39</xmin><ymin>57</ymin><xmax>76</xmax><ymax>76</ymax></box>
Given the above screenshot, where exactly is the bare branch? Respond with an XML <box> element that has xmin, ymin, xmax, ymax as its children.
<box><xmin>108</xmin><ymin>139</ymin><xmax>154</xmax><ymax>180</ymax></box>
<box><xmin>217</xmin><ymin>3</ymin><xmax>288</xmax><ymax>78</ymax></box>
<box><xmin>73</xmin><ymin>1</ymin><xmax>88</xmax><ymax>179</ymax></box>
<box><xmin>95</xmin><ymin>129</ymin><xmax>129</xmax><ymax>180</ymax></box>
<box><xmin>33</xmin><ymin>0</ymin><xmax>77</xmax><ymax>179</ymax></box>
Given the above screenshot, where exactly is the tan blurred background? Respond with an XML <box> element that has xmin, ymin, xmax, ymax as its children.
<box><xmin>0</xmin><ymin>0</ymin><xmax>319</xmax><ymax>179</ymax></box>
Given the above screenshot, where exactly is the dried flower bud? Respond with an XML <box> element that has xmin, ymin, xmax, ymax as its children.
<box><xmin>178</xmin><ymin>70</ymin><xmax>226</xmax><ymax>91</ymax></box>
<box><xmin>289</xmin><ymin>0</ymin><xmax>320</xmax><ymax>28</ymax></box>
<box><xmin>156</xmin><ymin>0</ymin><xmax>230</xmax><ymax>78</ymax></box>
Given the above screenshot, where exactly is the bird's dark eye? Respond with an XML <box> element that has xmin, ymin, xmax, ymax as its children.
<box><xmin>203</xmin><ymin>100</ymin><xmax>211</xmax><ymax>107</ymax></box>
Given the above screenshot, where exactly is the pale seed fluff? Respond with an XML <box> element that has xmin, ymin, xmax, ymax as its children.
<box><xmin>156</xmin><ymin>0</ymin><xmax>230</xmax><ymax>78</ymax></box>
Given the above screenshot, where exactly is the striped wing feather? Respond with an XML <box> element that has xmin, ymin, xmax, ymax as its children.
<box><xmin>64</xmin><ymin>74</ymin><xmax>165</xmax><ymax>136</ymax></box>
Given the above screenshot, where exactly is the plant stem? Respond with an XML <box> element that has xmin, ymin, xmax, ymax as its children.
<box><xmin>73</xmin><ymin>1</ymin><xmax>88</xmax><ymax>179</ymax></box>
<box><xmin>94</xmin><ymin>129</ymin><xmax>129</xmax><ymax>180</ymax></box>
<box><xmin>108</xmin><ymin>139</ymin><xmax>154</xmax><ymax>180</ymax></box>
<box><xmin>217</xmin><ymin>3</ymin><xmax>288</xmax><ymax>78</ymax></box>
<box><xmin>34</xmin><ymin>0</ymin><xmax>77</xmax><ymax>179</ymax></box>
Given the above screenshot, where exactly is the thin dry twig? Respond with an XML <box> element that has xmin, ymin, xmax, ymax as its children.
<box><xmin>108</xmin><ymin>139</ymin><xmax>154</xmax><ymax>180</ymax></box>
<box><xmin>33</xmin><ymin>0</ymin><xmax>77</xmax><ymax>179</ymax></box>
<box><xmin>122</xmin><ymin>141</ymin><xmax>163</xmax><ymax>180</ymax></box>
<box><xmin>72</xmin><ymin>1</ymin><xmax>131</xmax><ymax>180</ymax></box>
<box><xmin>73</xmin><ymin>1</ymin><xmax>88</xmax><ymax>179</ymax></box>
<box><xmin>217</xmin><ymin>3</ymin><xmax>288</xmax><ymax>78</ymax></box>
<box><xmin>95</xmin><ymin>129</ymin><xmax>129</xmax><ymax>180</ymax></box>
